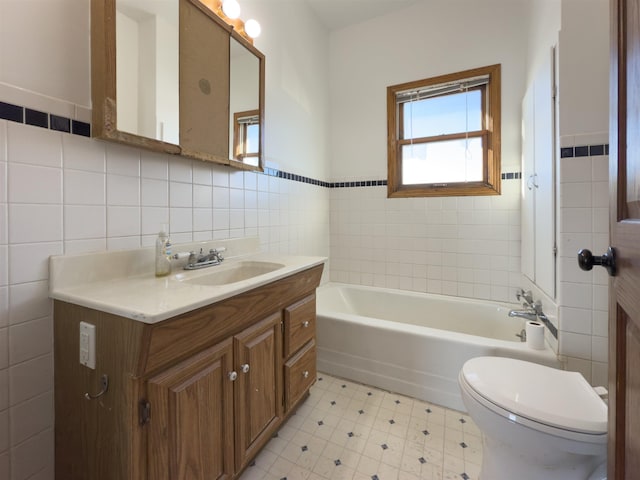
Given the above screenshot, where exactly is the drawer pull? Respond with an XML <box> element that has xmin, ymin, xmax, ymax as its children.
<box><xmin>228</xmin><ymin>371</ymin><xmax>238</xmax><ymax>381</ymax></box>
<box><xmin>302</xmin><ymin>321</ymin><xmax>310</xmax><ymax>328</ymax></box>
<box><xmin>303</xmin><ymin>370</ymin><xmax>309</xmax><ymax>379</ymax></box>
<box><xmin>241</xmin><ymin>363</ymin><xmax>250</xmax><ymax>374</ymax></box>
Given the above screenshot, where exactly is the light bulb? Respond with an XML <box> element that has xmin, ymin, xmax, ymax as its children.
<box><xmin>244</xmin><ymin>19</ymin><xmax>261</xmax><ymax>38</ymax></box>
<box><xmin>222</xmin><ymin>0</ymin><xmax>240</xmax><ymax>19</ymax></box>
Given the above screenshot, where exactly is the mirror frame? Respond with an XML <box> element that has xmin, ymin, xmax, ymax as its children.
<box><xmin>90</xmin><ymin>0</ymin><xmax>265</xmax><ymax>172</ymax></box>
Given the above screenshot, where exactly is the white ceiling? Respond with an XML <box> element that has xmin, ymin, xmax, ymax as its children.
<box><xmin>304</xmin><ymin>0</ymin><xmax>423</xmax><ymax>31</ymax></box>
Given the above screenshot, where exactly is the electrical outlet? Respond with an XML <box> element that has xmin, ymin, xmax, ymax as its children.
<box><xmin>79</xmin><ymin>321</ymin><xmax>96</xmax><ymax>369</ymax></box>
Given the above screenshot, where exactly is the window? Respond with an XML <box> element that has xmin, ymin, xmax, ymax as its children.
<box><xmin>233</xmin><ymin>110</ymin><xmax>260</xmax><ymax>166</ymax></box>
<box><xmin>387</xmin><ymin>64</ymin><xmax>501</xmax><ymax>197</ymax></box>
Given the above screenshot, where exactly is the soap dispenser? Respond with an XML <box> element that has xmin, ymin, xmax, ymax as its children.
<box><xmin>155</xmin><ymin>224</ymin><xmax>172</xmax><ymax>277</ymax></box>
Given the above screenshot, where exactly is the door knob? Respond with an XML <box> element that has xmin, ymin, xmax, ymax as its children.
<box><xmin>577</xmin><ymin>247</ymin><xmax>617</xmax><ymax>277</ymax></box>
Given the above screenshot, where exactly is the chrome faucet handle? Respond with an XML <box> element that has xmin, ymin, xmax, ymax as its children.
<box><xmin>210</xmin><ymin>247</ymin><xmax>226</xmax><ymax>261</ymax></box>
<box><xmin>516</xmin><ymin>289</ymin><xmax>534</xmax><ymax>306</ymax></box>
<box><xmin>172</xmin><ymin>251</ymin><xmax>196</xmax><ymax>262</ymax></box>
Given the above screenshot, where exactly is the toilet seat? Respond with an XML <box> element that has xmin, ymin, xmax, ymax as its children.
<box><xmin>460</xmin><ymin>357</ymin><xmax>607</xmax><ymax>442</ymax></box>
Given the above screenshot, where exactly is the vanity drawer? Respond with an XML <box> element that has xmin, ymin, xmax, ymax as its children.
<box><xmin>283</xmin><ymin>294</ymin><xmax>316</xmax><ymax>357</ymax></box>
<box><xmin>284</xmin><ymin>340</ymin><xmax>316</xmax><ymax>410</ymax></box>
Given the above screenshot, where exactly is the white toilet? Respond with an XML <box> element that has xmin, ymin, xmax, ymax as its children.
<box><xmin>458</xmin><ymin>356</ymin><xmax>607</xmax><ymax>480</ymax></box>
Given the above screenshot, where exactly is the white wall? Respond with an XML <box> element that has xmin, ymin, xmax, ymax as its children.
<box><xmin>0</xmin><ymin>1</ymin><xmax>331</xmax><ymax>478</ymax></box>
<box><xmin>524</xmin><ymin>0</ymin><xmax>561</xmax><ymax>87</ymax></box>
<box><xmin>555</xmin><ymin>0</ymin><xmax>610</xmax><ymax>386</ymax></box>
<box><xmin>514</xmin><ymin>0</ymin><xmax>609</xmax><ymax>385</ymax></box>
<box><xmin>244</xmin><ymin>0</ymin><xmax>331</xmax><ymax>180</ymax></box>
<box><xmin>328</xmin><ymin>1</ymin><xmax>529</xmax><ymax>301</ymax></box>
<box><xmin>330</xmin><ymin>0</ymin><xmax>529</xmax><ymax>180</ymax></box>
<box><xmin>558</xmin><ymin>0</ymin><xmax>609</xmax><ymax>137</ymax></box>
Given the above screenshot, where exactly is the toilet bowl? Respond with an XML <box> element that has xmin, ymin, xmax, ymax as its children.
<box><xmin>458</xmin><ymin>356</ymin><xmax>607</xmax><ymax>480</ymax></box>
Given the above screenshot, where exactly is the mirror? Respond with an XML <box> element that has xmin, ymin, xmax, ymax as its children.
<box><xmin>230</xmin><ymin>38</ymin><xmax>261</xmax><ymax>165</ymax></box>
<box><xmin>116</xmin><ymin>0</ymin><xmax>179</xmax><ymax>144</ymax></box>
<box><xmin>91</xmin><ymin>0</ymin><xmax>264</xmax><ymax>170</ymax></box>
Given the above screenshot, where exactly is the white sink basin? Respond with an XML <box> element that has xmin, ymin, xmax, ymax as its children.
<box><xmin>182</xmin><ymin>261</ymin><xmax>286</xmax><ymax>286</ymax></box>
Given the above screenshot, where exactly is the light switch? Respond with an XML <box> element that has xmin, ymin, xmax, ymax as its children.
<box><xmin>79</xmin><ymin>321</ymin><xmax>96</xmax><ymax>369</ymax></box>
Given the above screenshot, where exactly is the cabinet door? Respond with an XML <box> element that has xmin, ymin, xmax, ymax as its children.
<box><xmin>234</xmin><ymin>312</ymin><xmax>283</xmax><ymax>471</ymax></box>
<box><xmin>147</xmin><ymin>338</ymin><xmax>235</xmax><ymax>480</ymax></box>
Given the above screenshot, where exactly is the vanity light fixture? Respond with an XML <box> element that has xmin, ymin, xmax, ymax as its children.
<box><xmin>209</xmin><ymin>0</ymin><xmax>261</xmax><ymax>43</ymax></box>
<box><xmin>244</xmin><ymin>18</ymin><xmax>261</xmax><ymax>38</ymax></box>
<box><xmin>221</xmin><ymin>0</ymin><xmax>241</xmax><ymax>19</ymax></box>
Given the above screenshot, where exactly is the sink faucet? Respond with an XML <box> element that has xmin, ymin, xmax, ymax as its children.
<box><xmin>172</xmin><ymin>247</ymin><xmax>226</xmax><ymax>270</ymax></box>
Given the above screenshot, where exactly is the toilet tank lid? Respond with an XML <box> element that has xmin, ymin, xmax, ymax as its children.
<box><xmin>461</xmin><ymin>357</ymin><xmax>607</xmax><ymax>434</ymax></box>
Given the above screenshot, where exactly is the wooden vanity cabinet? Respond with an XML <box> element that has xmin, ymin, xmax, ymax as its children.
<box><xmin>282</xmin><ymin>294</ymin><xmax>318</xmax><ymax>411</ymax></box>
<box><xmin>54</xmin><ymin>265</ymin><xmax>322</xmax><ymax>480</ymax></box>
<box><xmin>147</xmin><ymin>339</ymin><xmax>235</xmax><ymax>480</ymax></box>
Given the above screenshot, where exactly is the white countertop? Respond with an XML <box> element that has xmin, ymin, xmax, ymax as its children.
<box><xmin>49</xmin><ymin>237</ymin><xmax>326</xmax><ymax>324</ymax></box>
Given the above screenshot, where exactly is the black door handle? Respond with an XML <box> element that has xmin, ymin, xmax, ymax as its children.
<box><xmin>577</xmin><ymin>247</ymin><xmax>617</xmax><ymax>277</ymax></box>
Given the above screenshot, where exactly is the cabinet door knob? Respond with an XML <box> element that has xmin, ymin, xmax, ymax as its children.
<box><xmin>302</xmin><ymin>321</ymin><xmax>310</xmax><ymax>328</ymax></box>
<box><xmin>228</xmin><ymin>371</ymin><xmax>238</xmax><ymax>381</ymax></box>
<box><xmin>241</xmin><ymin>363</ymin><xmax>250</xmax><ymax>374</ymax></box>
<box><xmin>303</xmin><ymin>370</ymin><xmax>309</xmax><ymax>379</ymax></box>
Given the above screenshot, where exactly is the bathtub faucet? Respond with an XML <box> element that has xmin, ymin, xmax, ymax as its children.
<box><xmin>509</xmin><ymin>300</ymin><xmax>548</xmax><ymax>322</ymax></box>
<box><xmin>508</xmin><ymin>308</ymin><xmax>538</xmax><ymax>322</ymax></box>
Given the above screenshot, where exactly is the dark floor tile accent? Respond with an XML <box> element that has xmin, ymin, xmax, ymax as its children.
<box><xmin>72</xmin><ymin>120</ymin><xmax>91</xmax><ymax>137</ymax></box>
<box><xmin>50</xmin><ymin>114</ymin><xmax>70</xmax><ymax>132</ymax></box>
<box><xmin>461</xmin><ymin>474</ymin><xmax>470</xmax><ymax>480</ymax></box>
<box><xmin>0</xmin><ymin>101</ymin><xmax>23</xmax><ymax>123</ymax></box>
<box><xmin>381</xmin><ymin>444</ymin><xmax>388</xmax><ymax>450</ymax></box>
<box><xmin>395</xmin><ymin>399</ymin><xmax>400</xmax><ymax>404</ymax></box>
<box><xmin>347</xmin><ymin>432</ymin><xmax>354</xmax><ymax>437</ymax></box>
<box><xmin>422</xmin><ymin>430</ymin><xmax>429</xmax><ymax>436</ymax></box>
<box><xmin>25</xmin><ymin>108</ymin><xmax>48</xmax><ymax>128</ymax></box>
<box><xmin>371</xmin><ymin>475</ymin><xmax>379</xmax><ymax>480</ymax></box>
<box><xmin>301</xmin><ymin>445</ymin><xmax>308</xmax><ymax>452</ymax></box>
<box><xmin>426</xmin><ymin>408</ymin><xmax>432</xmax><ymax>413</ymax></box>
<box><xmin>367</xmin><ymin>392</ymin><xmax>372</xmax><ymax>396</ymax></box>
<box><xmin>334</xmin><ymin>459</ymin><xmax>341</xmax><ymax>466</ymax></box>
<box><xmin>341</xmin><ymin>384</ymin><xmax>346</xmax><ymax>388</ymax></box>
<box><xmin>460</xmin><ymin>442</ymin><xmax>468</xmax><ymax>448</ymax></box>
<box><xmin>418</xmin><ymin>457</ymin><xmax>426</xmax><ymax>464</ymax></box>
<box><xmin>389</xmin><ymin>419</ymin><xmax>395</xmax><ymax>424</ymax></box>
<box><xmin>330</xmin><ymin>401</ymin><xmax>336</xmax><ymax>405</ymax></box>
<box><xmin>358</xmin><ymin>409</ymin><xmax>365</xmax><ymax>414</ymax></box>
<box><xmin>317</xmin><ymin>420</ymin><xmax>324</xmax><ymax>426</ymax></box>
<box><xmin>459</xmin><ymin>418</ymin><xmax>466</xmax><ymax>424</ymax></box>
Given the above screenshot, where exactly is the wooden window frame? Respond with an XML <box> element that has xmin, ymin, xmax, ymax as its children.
<box><xmin>387</xmin><ymin>64</ymin><xmax>501</xmax><ymax>197</ymax></box>
<box><xmin>233</xmin><ymin>109</ymin><xmax>260</xmax><ymax>163</ymax></box>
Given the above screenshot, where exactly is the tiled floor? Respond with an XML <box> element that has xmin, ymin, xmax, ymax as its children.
<box><xmin>239</xmin><ymin>373</ymin><xmax>483</xmax><ymax>480</ymax></box>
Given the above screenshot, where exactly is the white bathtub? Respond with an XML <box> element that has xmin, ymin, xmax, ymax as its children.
<box><xmin>316</xmin><ymin>283</ymin><xmax>560</xmax><ymax>412</ymax></box>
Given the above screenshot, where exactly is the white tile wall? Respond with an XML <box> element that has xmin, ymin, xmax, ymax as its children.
<box><xmin>0</xmin><ymin>117</ymin><xmax>330</xmax><ymax>479</ymax></box>
<box><xmin>557</xmin><ymin>135</ymin><xmax>609</xmax><ymax>384</ymax></box>
<box><xmin>330</xmin><ymin>180</ymin><xmax>522</xmax><ymax>302</ymax></box>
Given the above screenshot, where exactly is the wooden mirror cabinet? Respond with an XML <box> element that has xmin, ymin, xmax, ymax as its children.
<box><xmin>91</xmin><ymin>0</ymin><xmax>265</xmax><ymax>171</ymax></box>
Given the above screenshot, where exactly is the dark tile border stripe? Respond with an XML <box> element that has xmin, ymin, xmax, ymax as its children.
<box><xmin>561</xmin><ymin>144</ymin><xmax>609</xmax><ymax>158</ymax></box>
<box><xmin>2</xmin><ymin>100</ymin><xmax>525</xmax><ymax>187</ymax></box>
<box><xmin>0</xmin><ymin>100</ymin><xmax>90</xmax><ymax>137</ymax></box>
